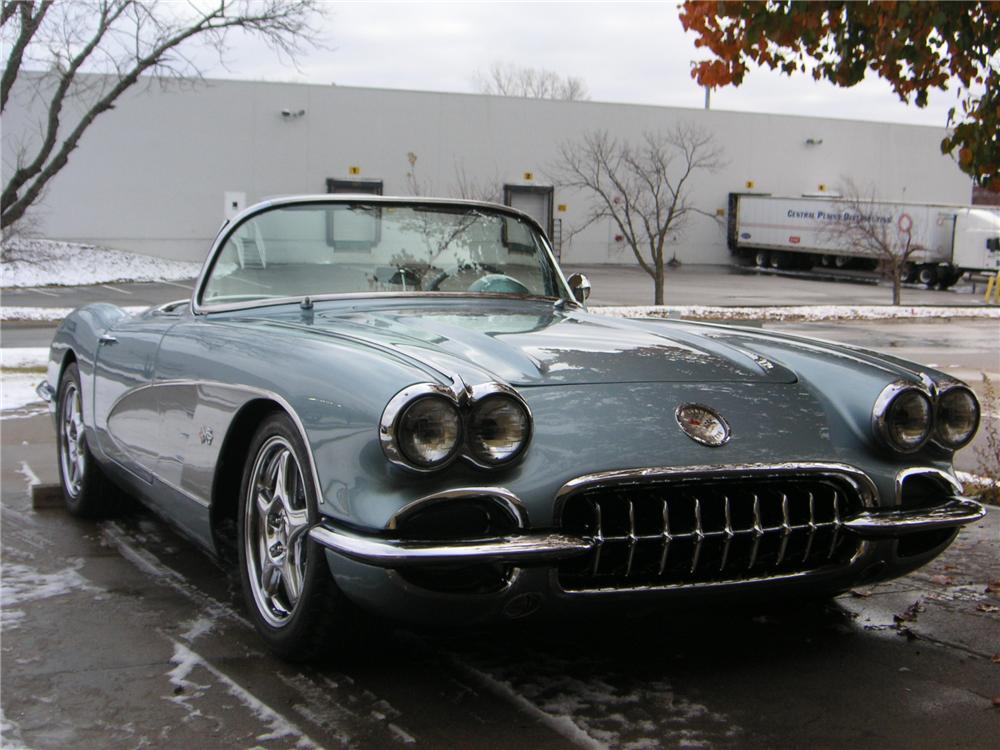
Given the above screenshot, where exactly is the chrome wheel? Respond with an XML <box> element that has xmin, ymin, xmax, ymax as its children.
<box><xmin>59</xmin><ymin>381</ymin><xmax>86</xmax><ymax>498</ymax></box>
<box><xmin>244</xmin><ymin>436</ymin><xmax>311</xmax><ymax>628</ymax></box>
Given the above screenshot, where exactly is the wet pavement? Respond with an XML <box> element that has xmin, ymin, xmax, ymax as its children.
<box><xmin>2</xmin><ymin>407</ymin><xmax>999</xmax><ymax>749</ymax></box>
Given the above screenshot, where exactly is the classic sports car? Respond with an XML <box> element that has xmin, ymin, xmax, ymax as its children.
<box><xmin>40</xmin><ymin>196</ymin><xmax>985</xmax><ymax>659</ymax></box>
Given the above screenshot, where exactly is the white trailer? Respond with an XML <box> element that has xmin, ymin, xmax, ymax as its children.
<box><xmin>727</xmin><ymin>193</ymin><xmax>1000</xmax><ymax>288</ymax></box>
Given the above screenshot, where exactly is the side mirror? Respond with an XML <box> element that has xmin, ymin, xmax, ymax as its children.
<box><xmin>567</xmin><ymin>273</ymin><xmax>592</xmax><ymax>304</ymax></box>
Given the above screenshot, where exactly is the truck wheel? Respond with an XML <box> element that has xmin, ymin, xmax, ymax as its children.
<box><xmin>754</xmin><ymin>250</ymin><xmax>770</xmax><ymax>268</ymax></box>
<box><xmin>902</xmin><ymin>263</ymin><xmax>917</xmax><ymax>283</ymax></box>
<box><xmin>820</xmin><ymin>255</ymin><xmax>834</xmax><ymax>267</ymax></box>
<box><xmin>769</xmin><ymin>252</ymin><xmax>785</xmax><ymax>269</ymax></box>
<box><xmin>57</xmin><ymin>363</ymin><xmax>131</xmax><ymax>518</ymax></box>
<box><xmin>937</xmin><ymin>268</ymin><xmax>961</xmax><ymax>290</ymax></box>
<box><xmin>917</xmin><ymin>266</ymin><xmax>938</xmax><ymax>288</ymax></box>
<box><xmin>834</xmin><ymin>256</ymin><xmax>851</xmax><ymax>268</ymax></box>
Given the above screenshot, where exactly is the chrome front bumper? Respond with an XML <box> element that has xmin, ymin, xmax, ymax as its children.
<box><xmin>309</xmin><ymin>497</ymin><xmax>986</xmax><ymax>568</ymax></box>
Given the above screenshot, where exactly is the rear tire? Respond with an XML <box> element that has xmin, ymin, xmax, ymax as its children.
<box><xmin>56</xmin><ymin>363</ymin><xmax>130</xmax><ymax>518</ymax></box>
<box><xmin>754</xmin><ymin>250</ymin><xmax>770</xmax><ymax>268</ymax></box>
<box><xmin>238</xmin><ymin>411</ymin><xmax>353</xmax><ymax>661</ymax></box>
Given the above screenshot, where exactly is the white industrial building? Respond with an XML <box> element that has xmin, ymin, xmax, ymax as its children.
<box><xmin>2</xmin><ymin>74</ymin><xmax>972</xmax><ymax>265</ymax></box>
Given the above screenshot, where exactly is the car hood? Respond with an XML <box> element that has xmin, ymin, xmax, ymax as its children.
<box><xmin>235</xmin><ymin>300</ymin><xmax>797</xmax><ymax>386</ymax></box>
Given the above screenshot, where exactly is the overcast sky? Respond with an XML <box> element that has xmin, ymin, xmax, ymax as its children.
<box><xmin>197</xmin><ymin>1</ymin><xmax>965</xmax><ymax>129</ymax></box>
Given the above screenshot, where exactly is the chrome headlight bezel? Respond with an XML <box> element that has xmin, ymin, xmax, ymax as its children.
<box><xmin>872</xmin><ymin>381</ymin><xmax>933</xmax><ymax>454</ymax></box>
<box><xmin>380</xmin><ymin>381</ymin><xmax>532</xmax><ymax>472</ymax></box>
<box><xmin>464</xmin><ymin>384</ymin><xmax>533</xmax><ymax>468</ymax></box>
<box><xmin>380</xmin><ymin>384</ymin><xmax>463</xmax><ymax>472</ymax></box>
<box><xmin>932</xmin><ymin>383</ymin><xmax>980</xmax><ymax>451</ymax></box>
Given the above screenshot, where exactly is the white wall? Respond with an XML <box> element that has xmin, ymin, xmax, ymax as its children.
<box><xmin>2</xmin><ymin>74</ymin><xmax>972</xmax><ymax>264</ymax></box>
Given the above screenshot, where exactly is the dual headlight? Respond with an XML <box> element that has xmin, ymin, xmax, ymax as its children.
<box><xmin>380</xmin><ymin>383</ymin><xmax>532</xmax><ymax>471</ymax></box>
<box><xmin>873</xmin><ymin>381</ymin><xmax>980</xmax><ymax>454</ymax></box>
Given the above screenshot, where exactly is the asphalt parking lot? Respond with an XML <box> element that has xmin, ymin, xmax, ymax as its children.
<box><xmin>2</xmin><ymin>268</ymin><xmax>998</xmax><ymax>749</ymax></box>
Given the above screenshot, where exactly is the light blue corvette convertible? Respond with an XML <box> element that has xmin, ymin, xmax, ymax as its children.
<box><xmin>39</xmin><ymin>196</ymin><xmax>985</xmax><ymax>659</ymax></box>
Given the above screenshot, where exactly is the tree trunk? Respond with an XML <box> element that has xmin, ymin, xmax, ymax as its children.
<box><xmin>654</xmin><ymin>263</ymin><xmax>665</xmax><ymax>305</ymax></box>
<box><xmin>892</xmin><ymin>269</ymin><xmax>902</xmax><ymax>305</ymax></box>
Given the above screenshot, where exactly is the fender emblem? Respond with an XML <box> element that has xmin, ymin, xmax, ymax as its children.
<box><xmin>675</xmin><ymin>404</ymin><xmax>730</xmax><ymax>447</ymax></box>
<box><xmin>198</xmin><ymin>426</ymin><xmax>214</xmax><ymax>446</ymax></box>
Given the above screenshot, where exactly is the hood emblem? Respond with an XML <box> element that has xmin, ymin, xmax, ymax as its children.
<box><xmin>675</xmin><ymin>404</ymin><xmax>730</xmax><ymax>447</ymax></box>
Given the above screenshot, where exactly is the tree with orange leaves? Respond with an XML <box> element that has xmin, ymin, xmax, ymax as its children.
<box><xmin>679</xmin><ymin>1</ymin><xmax>999</xmax><ymax>192</ymax></box>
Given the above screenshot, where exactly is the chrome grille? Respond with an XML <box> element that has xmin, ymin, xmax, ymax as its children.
<box><xmin>558</xmin><ymin>476</ymin><xmax>862</xmax><ymax>591</ymax></box>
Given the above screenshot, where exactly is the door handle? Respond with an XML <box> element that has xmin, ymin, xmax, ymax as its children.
<box><xmin>98</xmin><ymin>334</ymin><xmax>118</xmax><ymax>346</ymax></box>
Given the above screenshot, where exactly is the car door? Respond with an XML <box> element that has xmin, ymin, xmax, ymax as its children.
<box><xmin>92</xmin><ymin>305</ymin><xmax>181</xmax><ymax>482</ymax></box>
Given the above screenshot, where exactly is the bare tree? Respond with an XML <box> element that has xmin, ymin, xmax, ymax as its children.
<box><xmin>404</xmin><ymin>152</ymin><xmax>501</xmax><ymax>204</ymax></box>
<box><xmin>474</xmin><ymin>61</ymin><xmax>589</xmax><ymax>101</ymax></box>
<box><xmin>451</xmin><ymin>160</ymin><xmax>501</xmax><ymax>204</ymax></box>
<box><xmin>822</xmin><ymin>181</ymin><xmax>924</xmax><ymax>305</ymax></box>
<box><xmin>552</xmin><ymin>124</ymin><xmax>723</xmax><ymax>304</ymax></box>
<box><xmin>1</xmin><ymin>0</ymin><xmax>324</xmax><ymax>231</ymax></box>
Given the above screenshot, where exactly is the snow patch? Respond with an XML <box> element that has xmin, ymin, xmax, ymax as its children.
<box><xmin>1</xmin><ymin>238</ymin><xmax>201</xmax><ymax>288</ymax></box>
<box><xmin>956</xmin><ymin>471</ymin><xmax>999</xmax><ymax>492</ymax></box>
<box><xmin>387</xmin><ymin>724</ymin><xmax>416</xmax><ymax>744</ymax></box>
<box><xmin>1</xmin><ymin>558</ymin><xmax>98</xmax><ymax>630</ymax></box>
<box><xmin>593</xmin><ymin>304</ymin><xmax>1000</xmax><ymax>322</ymax></box>
<box><xmin>179</xmin><ymin>616</ymin><xmax>217</xmax><ymax>643</ymax></box>
<box><xmin>166</xmin><ymin>640</ymin><xmax>318</xmax><ymax>749</ymax></box>
<box><xmin>1</xmin><ymin>305</ymin><xmax>148</xmax><ymax>322</ymax></box>
<box><xmin>0</xmin><ymin>708</ymin><xmax>31</xmax><ymax>750</ymax></box>
<box><xmin>450</xmin><ymin>658</ymin><xmax>609</xmax><ymax>750</ymax></box>
<box><xmin>1</xmin><ymin>374</ymin><xmax>45</xmax><ymax>412</ymax></box>
<box><xmin>17</xmin><ymin>461</ymin><xmax>39</xmax><ymax>488</ymax></box>
<box><xmin>1</xmin><ymin>348</ymin><xmax>48</xmax><ymax>369</ymax></box>
<box><xmin>447</xmin><ymin>648</ymin><xmax>740</xmax><ymax>750</ymax></box>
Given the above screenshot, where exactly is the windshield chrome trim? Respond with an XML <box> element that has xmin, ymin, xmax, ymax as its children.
<box><xmin>192</xmin><ymin>291</ymin><xmax>567</xmax><ymax>316</ymax></box>
<box><xmin>191</xmin><ymin>195</ymin><xmax>573</xmax><ymax>315</ymax></box>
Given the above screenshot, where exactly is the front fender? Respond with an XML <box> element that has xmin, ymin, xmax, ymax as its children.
<box><xmin>47</xmin><ymin>303</ymin><xmax>133</xmax><ymax>433</ymax></box>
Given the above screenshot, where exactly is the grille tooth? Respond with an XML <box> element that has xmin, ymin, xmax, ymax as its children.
<box><xmin>803</xmin><ymin>491</ymin><xmax>816</xmax><ymax>562</ymax></box>
<box><xmin>559</xmin><ymin>476</ymin><xmax>862</xmax><ymax>591</ymax></box>
<box><xmin>657</xmin><ymin>498</ymin><xmax>671</xmax><ymax>575</ymax></box>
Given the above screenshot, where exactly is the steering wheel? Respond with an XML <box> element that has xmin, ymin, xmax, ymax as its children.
<box><xmin>424</xmin><ymin>263</ymin><xmax>499</xmax><ymax>292</ymax></box>
<box><xmin>425</xmin><ymin>263</ymin><xmax>531</xmax><ymax>294</ymax></box>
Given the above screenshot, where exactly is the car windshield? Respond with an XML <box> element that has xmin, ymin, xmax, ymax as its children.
<box><xmin>200</xmin><ymin>201</ymin><xmax>564</xmax><ymax>307</ymax></box>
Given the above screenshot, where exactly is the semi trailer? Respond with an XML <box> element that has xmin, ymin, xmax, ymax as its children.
<box><xmin>727</xmin><ymin>193</ymin><xmax>1000</xmax><ymax>289</ymax></box>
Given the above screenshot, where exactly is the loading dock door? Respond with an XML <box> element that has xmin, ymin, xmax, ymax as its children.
<box><xmin>504</xmin><ymin>185</ymin><xmax>554</xmax><ymax>240</ymax></box>
<box><xmin>326</xmin><ymin>178</ymin><xmax>383</xmax><ymax>195</ymax></box>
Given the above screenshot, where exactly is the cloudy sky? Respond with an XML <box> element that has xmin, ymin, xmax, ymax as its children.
<box><xmin>198</xmin><ymin>1</ymin><xmax>965</xmax><ymax>129</ymax></box>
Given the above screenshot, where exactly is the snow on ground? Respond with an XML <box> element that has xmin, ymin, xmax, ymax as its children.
<box><xmin>1</xmin><ymin>374</ymin><xmax>45</xmax><ymax>413</ymax></box>
<box><xmin>1</xmin><ymin>305</ymin><xmax>148</xmax><ymax>321</ymax></box>
<box><xmin>591</xmin><ymin>304</ymin><xmax>1000</xmax><ymax>322</ymax></box>
<box><xmin>166</xmin><ymin>640</ymin><xmax>320</xmax><ymax>749</ymax></box>
<box><xmin>1</xmin><ymin>347</ymin><xmax>48</xmax><ymax>369</ymax></box>
<box><xmin>1</xmin><ymin>558</ymin><xmax>99</xmax><ymax>631</ymax></box>
<box><xmin>1</xmin><ymin>238</ymin><xmax>201</xmax><ymax>288</ymax></box>
<box><xmin>1</xmin><ymin>348</ymin><xmax>48</xmax><ymax>414</ymax></box>
<box><xmin>956</xmin><ymin>471</ymin><xmax>999</xmax><ymax>493</ymax></box>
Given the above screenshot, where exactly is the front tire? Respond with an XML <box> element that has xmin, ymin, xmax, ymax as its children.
<box><xmin>56</xmin><ymin>362</ymin><xmax>129</xmax><ymax>518</ymax></box>
<box><xmin>238</xmin><ymin>411</ymin><xmax>349</xmax><ymax>660</ymax></box>
<box><xmin>917</xmin><ymin>265</ymin><xmax>938</xmax><ymax>288</ymax></box>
